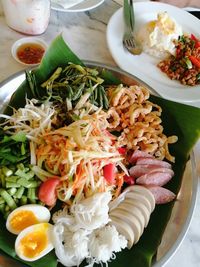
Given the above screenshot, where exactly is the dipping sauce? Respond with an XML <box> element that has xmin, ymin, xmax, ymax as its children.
<box><xmin>16</xmin><ymin>43</ymin><xmax>45</xmax><ymax>65</ymax></box>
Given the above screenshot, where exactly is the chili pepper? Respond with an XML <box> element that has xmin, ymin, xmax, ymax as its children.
<box><xmin>190</xmin><ymin>34</ymin><xmax>200</xmax><ymax>48</ymax></box>
<box><xmin>191</xmin><ymin>34</ymin><xmax>198</xmax><ymax>41</ymax></box>
<box><xmin>195</xmin><ymin>41</ymin><xmax>200</xmax><ymax>48</ymax></box>
<box><xmin>189</xmin><ymin>55</ymin><xmax>200</xmax><ymax>68</ymax></box>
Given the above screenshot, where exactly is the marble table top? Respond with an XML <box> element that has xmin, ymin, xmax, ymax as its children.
<box><xmin>0</xmin><ymin>0</ymin><xmax>200</xmax><ymax>267</ymax></box>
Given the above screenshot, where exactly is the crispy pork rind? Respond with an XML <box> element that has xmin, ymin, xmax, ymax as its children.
<box><xmin>106</xmin><ymin>84</ymin><xmax>178</xmax><ymax>162</ymax></box>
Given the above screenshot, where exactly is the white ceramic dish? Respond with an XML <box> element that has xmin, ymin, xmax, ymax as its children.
<box><xmin>106</xmin><ymin>2</ymin><xmax>200</xmax><ymax>103</ymax></box>
<box><xmin>51</xmin><ymin>0</ymin><xmax>104</xmax><ymax>12</ymax></box>
<box><xmin>11</xmin><ymin>37</ymin><xmax>48</xmax><ymax>67</ymax></box>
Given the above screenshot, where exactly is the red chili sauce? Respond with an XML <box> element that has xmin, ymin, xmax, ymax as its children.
<box><xmin>16</xmin><ymin>43</ymin><xmax>45</xmax><ymax>64</ymax></box>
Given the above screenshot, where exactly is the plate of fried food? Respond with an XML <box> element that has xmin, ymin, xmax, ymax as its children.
<box><xmin>106</xmin><ymin>2</ymin><xmax>200</xmax><ymax>103</ymax></box>
<box><xmin>0</xmin><ymin>34</ymin><xmax>200</xmax><ymax>267</ymax></box>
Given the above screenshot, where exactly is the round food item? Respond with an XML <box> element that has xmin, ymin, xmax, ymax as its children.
<box><xmin>117</xmin><ymin>203</ymin><xmax>146</xmax><ymax>231</ymax></box>
<box><xmin>125</xmin><ymin>192</ymin><xmax>152</xmax><ymax>214</ymax></box>
<box><xmin>109</xmin><ymin>215</ymin><xmax>135</xmax><ymax>249</ymax></box>
<box><xmin>15</xmin><ymin>223</ymin><xmax>54</xmax><ymax>262</ymax></box>
<box><xmin>123</xmin><ymin>199</ymin><xmax>151</xmax><ymax>227</ymax></box>
<box><xmin>110</xmin><ymin>209</ymin><xmax>142</xmax><ymax>244</ymax></box>
<box><xmin>124</xmin><ymin>185</ymin><xmax>155</xmax><ymax>212</ymax></box>
<box><xmin>146</xmin><ymin>185</ymin><xmax>176</xmax><ymax>204</ymax></box>
<box><xmin>6</xmin><ymin>204</ymin><xmax>51</xmax><ymax>235</ymax></box>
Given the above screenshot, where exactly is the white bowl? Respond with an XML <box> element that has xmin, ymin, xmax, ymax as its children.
<box><xmin>11</xmin><ymin>37</ymin><xmax>48</xmax><ymax>67</ymax></box>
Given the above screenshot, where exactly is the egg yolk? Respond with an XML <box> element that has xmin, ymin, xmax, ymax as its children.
<box><xmin>10</xmin><ymin>210</ymin><xmax>39</xmax><ymax>232</ymax></box>
<box><xmin>19</xmin><ymin>226</ymin><xmax>48</xmax><ymax>258</ymax></box>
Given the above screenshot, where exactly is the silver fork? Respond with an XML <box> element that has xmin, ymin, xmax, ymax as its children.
<box><xmin>123</xmin><ymin>0</ymin><xmax>142</xmax><ymax>55</ymax></box>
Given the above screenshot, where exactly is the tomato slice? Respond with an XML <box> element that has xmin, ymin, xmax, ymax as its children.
<box><xmin>103</xmin><ymin>163</ymin><xmax>115</xmax><ymax>184</ymax></box>
<box><xmin>38</xmin><ymin>177</ymin><xmax>60</xmax><ymax>206</ymax></box>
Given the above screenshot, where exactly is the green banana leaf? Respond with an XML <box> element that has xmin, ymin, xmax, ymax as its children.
<box><xmin>1</xmin><ymin>34</ymin><xmax>200</xmax><ymax>267</ymax></box>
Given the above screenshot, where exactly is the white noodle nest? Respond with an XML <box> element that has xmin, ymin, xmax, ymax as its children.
<box><xmin>52</xmin><ymin>192</ymin><xmax>127</xmax><ymax>267</ymax></box>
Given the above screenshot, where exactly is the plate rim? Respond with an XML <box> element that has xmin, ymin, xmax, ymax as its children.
<box><xmin>50</xmin><ymin>0</ymin><xmax>104</xmax><ymax>12</ymax></box>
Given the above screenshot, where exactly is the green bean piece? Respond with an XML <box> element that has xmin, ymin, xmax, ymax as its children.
<box><xmin>2</xmin><ymin>166</ymin><xmax>13</xmax><ymax>177</ymax></box>
<box><xmin>15</xmin><ymin>169</ymin><xmax>34</xmax><ymax>180</ymax></box>
<box><xmin>15</xmin><ymin>187</ymin><xmax>25</xmax><ymax>199</ymax></box>
<box><xmin>17</xmin><ymin>163</ymin><xmax>25</xmax><ymax>171</ymax></box>
<box><xmin>16</xmin><ymin>178</ymin><xmax>30</xmax><ymax>187</ymax></box>
<box><xmin>0</xmin><ymin>189</ymin><xmax>17</xmax><ymax>210</ymax></box>
<box><xmin>0</xmin><ymin>203</ymin><xmax>5</xmax><ymax>213</ymax></box>
<box><xmin>5</xmin><ymin>205</ymin><xmax>10</xmax><ymax>212</ymax></box>
<box><xmin>8</xmin><ymin>165</ymin><xmax>16</xmax><ymax>172</ymax></box>
<box><xmin>7</xmin><ymin>187</ymin><xmax>17</xmax><ymax>196</ymax></box>
<box><xmin>29</xmin><ymin>199</ymin><xmax>36</xmax><ymax>204</ymax></box>
<box><xmin>0</xmin><ymin>175</ymin><xmax>6</xmax><ymax>188</ymax></box>
<box><xmin>0</xmin><ymin>197</ymin><xmax>5</xmax><ymax>205</ymax></box>
<box><xmin>5</xmin><ymin>175</ymin><xmax>18</xmax><ymax>182</ymax></box>
<box><xmin>27</xmin><ymin>188</ymin><xmax>37</xmax><ymax>200</ymax></box>
<box><xmin>26</xmin><ymin>180</ymin><xmax>39</xmax><ymax>188</ymax></box>
<box><xmin>21</xmin><ymin>143</ymin><xmax>26</xmax><ymax>155</ymax></box>
<box><xmin>6</xmin><ymin>182</ymin><xmax>21</xmax><ymax>188</ymax></box>
<box><xmin>20</xmin><ymin>196</ymin><xmax>27</xmax><ymax>205</ymax></box>
<box><xmin>17</xmin><ymin>178</ymin><xmax>39</xmax><ymax>188</ymax></box>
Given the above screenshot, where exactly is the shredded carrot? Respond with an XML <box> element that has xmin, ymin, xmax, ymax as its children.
<box><xmin>114</xmin><ymin>174</ymin><xmax>125</xmax><ymax>198</ymax></box>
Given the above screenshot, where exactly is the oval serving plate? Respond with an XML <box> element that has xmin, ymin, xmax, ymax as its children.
<box><xmin>0</xmin><ymin>61</ymin><xmax>198</xmax><ymax>267</ymax></box>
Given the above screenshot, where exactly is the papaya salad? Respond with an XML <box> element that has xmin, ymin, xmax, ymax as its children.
<box><xmin>0</xmin><ymin>63</ymin><xmax>178</xmax><ymax>267</ymax></box>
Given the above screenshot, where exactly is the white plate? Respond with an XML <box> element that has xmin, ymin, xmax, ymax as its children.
<box><xmin>106</xmin><ymin>2</ymin><xmax>200</xmax><ymax>103</ymax></box>
<box><xmin>51</xmin><ymin>0</ymin><xmax>104</xmax><ymax>12</ymax></box>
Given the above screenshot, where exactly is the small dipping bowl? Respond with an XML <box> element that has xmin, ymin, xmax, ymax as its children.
<box><xmin>11</xmin><ymin>37</ymin><xmax>48</xmax><ymax>67</ymax></box>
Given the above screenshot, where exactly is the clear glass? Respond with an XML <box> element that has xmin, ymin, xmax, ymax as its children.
<box><xmin>2</xmin><ymin>0</ymin><xmax>50</xmax><ymax>35</ymax></box>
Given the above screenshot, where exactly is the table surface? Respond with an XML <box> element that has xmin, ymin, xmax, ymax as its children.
<box><xmin>0</xmin><ymin>1</ymin><xmax>200</xmax><ymax>267</ymax></box>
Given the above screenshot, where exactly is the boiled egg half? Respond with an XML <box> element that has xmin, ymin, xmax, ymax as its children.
<box><xmin>15</xmin><ymin>222</ymin><xmax>54</xmax><ymax>261</ymax></box>
<box><xmin>6</xmin><ymin>204</ymin><xmax>51</xmax><ymax>235</ymax></box>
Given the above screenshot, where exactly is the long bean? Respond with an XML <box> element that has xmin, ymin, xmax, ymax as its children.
<box><xmin>0</xmin><ymin>189</ymin><xmax>17</xmax><ymax>210</ymax></box>
<box><xmin>72</xmin><ymin>83</ymin><xmax>85</xmax><ymax>101</ymax></box>
<box><xmin>0</xmin><ymin>164</ymin><xmax>42</xmax><ymax>216</ymax></box>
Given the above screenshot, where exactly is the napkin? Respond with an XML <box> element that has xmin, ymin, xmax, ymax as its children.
<box><xmin>51</xmin><ymin>0</ymin><xmax>86</xmax><ymax>9</ymax></box>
